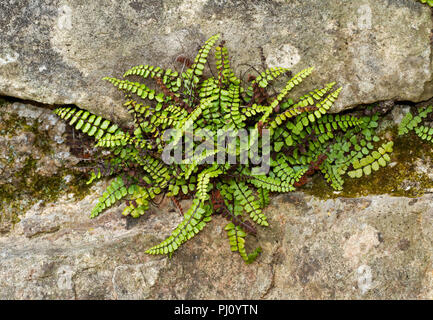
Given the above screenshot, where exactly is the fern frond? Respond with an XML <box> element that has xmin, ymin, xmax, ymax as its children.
<box><xmin>145</xmin><ymin>198</ymin><xmax>211</xmax><ymax>255</ymax></box>
<box><xmin>248</xmin><ymin>174</ymin><xmax>295</xmax><ymax>193</ymax></box>
<box><xmin>104</xmin><ymin>78</ymin><xmax>165</xmax><ymax>103</ymax></box>
<box><xmin>268</xmin><ymin>67</ymin><xmax>314</xmax><ymax>110</ymax></box>
<box><xmin>90</xmin><ymin>176</ymin><xmax>129</xmax><ymax>218</ymax></box>
<box><xmin>134</xmin><ymin>153</ymin><xmax>172</xmax><ymax>188</ymax></box>
<box><xmin>122</xmin><ymin>201</ymin><xmax>150</xmax><ymax>218</ymax></box>
<box><xmin>169</xmin><ymin>97</ymin><xmax>213</xmax><ymax>148</ymax></box>
<box><xmin>347</xmin><ymin>141</ymin><xmax>394</xmax><ymax>178</ymax></box>
<box><xmin>215</xmin><ymin>42</ymin><xmax>239</xmax><ymax>86</ymax></box>
<box><xmin>181</xmin><ymin>33</ymin><xmax>220</xmax><ymax>97</ymax></box>
<box><xmin>246</xmin><ymin>67</ymin><xmax>291</xmax><ymax>95</ymax></box>
<box><xmin>54</xmin><ymin>106</ymin><xmax>122</xmax><ymax>140</ymax></box>
<box><xmin>222</xmin><ymin>85</ymin><xmax>245</xmax><ymax>129</ymax></box>
<box><xmin>95</xmin><ymin>131</ymin><xmax>132</xmax><ymax>148</ymax></box>
<box><xmin>398</xmin><ymin>106</ymin><xmax>432</xmax><ymax>135</ymax></box>
<box><xmin>188</xmin><ymin>33</ymin><xmax>220</xmax><ymax>78</ymax></box>
<box><xmin>121</xmin><ymin>183</ymin><xmax>158</xmax><ymax>218</ymax></box>
<box><xmin>257</xmin><ymin>187</ymin><xmax>270</xmax><ymax>209</ymax></box>
<box><xmin>123</xmin><ymin>64</ymin><xmax>179</xmax><ymax>86</ymax></box>
<box><xmin>241</xmin><ymin>104</ymin><xmax>271</xmax><ymax>118</ymax></box>
<box><xmin>224</xmin><ymin>222</ymin><xmax>261</xmax><ymax>264</ymax></box>
<box><xmin>197</xmin><ymin>165</ymin><xmax>222</xmax><ymax>201</ymax></box>
<box><xmin>287</xmin><ymin>87</ymin><xmax>343</xmax><ymax>133</ymax></box>
<box><xmin>321</xmin><ymin>161</ymin><xmax>345</xmax><ymax>191</ymax></box>
<box><xmin>414</xmin><ymin>125</ymin><xmax>433</xmax><ymax>143</ymax></box>
<box><xmin>231</xmin><ymin>181</ymin><xmax>268</xmax><ymax>226</ymax></box>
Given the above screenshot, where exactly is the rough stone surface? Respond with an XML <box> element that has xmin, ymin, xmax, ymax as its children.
<box><xmin>0</xmin><ymin>101</ymin><xmax>90</xmax><ymax>235</ymax></box>
<box><xmin>1</xmin><ymin>1</ymin><xmax>433</xmax><ymax>300</ymax></box>
<box><xmin>1</xmin><ymin>0</ymin><xmax>433</xmax><ymax>120</ymax></box>
<box><xmin>0</xmin><ymin>190</ymin><xmax>432</xmax><ymax>299</ymax></box>
<box><xmin>0</xmin><ymin>101</ymin><xmax>432</xmax><ymax>299</ymax></box>
<box><xmin>0</xmin><ymin>102</ymin><xmax>79</xmax><ymax>181</ymax></box>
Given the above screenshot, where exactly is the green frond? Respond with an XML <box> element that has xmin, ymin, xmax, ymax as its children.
<box><xmin>86</xmin><ymin>156</ymin><xmax>128</xmax><ymax>184</ymax></box>
<box><xmin>188</xmin><ymin>33</ymin><xmax>220</xmax><ymax>78</ymax></box>
<box><xmin>290</xmin><ymin>86</ymin><xmax>343</xmax><ymax>130</ymax></box>
<box><xmin>246</xmin><ymin>67</ymin><xmax>291</xmax><ymax>97</ymax></box>
<box><xmin>121</xmin><ymin>184</ymin><xmax>158</xmax><ymax>218</ymax></box>
<box><xmin>104</xmin><ymin>77</ymin><xmax>162</xmax><ymax>101</ymax></box>
<box><xmin>95</xmin><ymin>131</ymin><xmax>132</xmax><ymax>148</ymax></box>
<box><xmin>169</xmin><ymin>97</ymin><xmax>213</xmax><ymax>148</ymax></box>
<box><xmin>199</xmin><ymin>78</ymin><xmax>218</xmax><ymax>99</ymax></box>
<box><xmin>321</xmin><ymin>161</ymin><xmax>345</xmax><ymax>191</ymax></box>
<box><xmin>134</xmin><ymin>153</ymin><xmax>172</xmax><ymax>188</ymax></box>
<box><xmin>230</xmin><ymin>181</ymin><xmax>268</xmax><ymax>226</ymax></box>
<box><xmin>398</xmin><ymin>106</ymin><xmax>432</xmax><ymax>135</ymax></box>
<box><xmin>271</xmin><ymin>156</ymin><xmax>308</xmax><ymax>185</ymax></box>
<box><xmin>414</xmin><ymin>125</ymin><xmax>433</xmax><ymax>143</ymax></box>
<box><xmin>224</xmin><ymin>222</ymin><xmax>262</xmax><ymax>264</ymax></box>
<box><xmin>257</xmin><ymin>187</ymin><xmax>270</xmax><ymax>209</ymax></box>
<box><xmin>241</xmin><ymin>104</ymin><xmax>271</xmax><ymax>118</ymax></box>
<box><xmin>145</xmin><ymin>198</ymin><xmax>211</xmax><ymax>255</ymax></box>
<box><xmin>181</xmin><ymin>33</ymin><xmax>221</xmax><ymax>99</ymax></box>
<box><xmin>248</xmin><ymin>174</ymin><xmax>295</xmax><ymax>193</ymax></box>
<box><xmin>197</xmin><ymin>165</ymin><xmax>222</xmax><ymax>201</ymax></box>
<box><xmin>90</xmin><ymin>176</ymin><xmax>128</xmax><ymax>218</ymax></box>
<box><xmin>123</xmin><ymin>64</ymin><xmax>179</xmax><ymax>86</ymax></box>
<box><xmin>347</xmin><ymin>141</ymin><xmax>394</xmax><ymax>178</ymax></box>
<box><xmin>54</xmin><ymin>106</ymin><xmax>122</xmax><ymax>140</ymax></box>
<box><xmin>215</xmin><ymin>43</ymin><xmax>239</xmax><ymax>85</ymax></box>
<box><xmin>122</xmin><ymin>202</ymin><xmax>149</xmax><ymax>218</ymax></box>
<box><xmin>268</xmin><ymin>67</ymin><xmax>314</xmax><ymax>110</ymax></box>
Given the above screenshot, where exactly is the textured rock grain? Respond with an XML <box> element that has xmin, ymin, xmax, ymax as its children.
<box><xmin>0</xmin><ymin>189</ymin><xmax>432</xmax><ymax>299</ymax></box>
<box><xmin>0</xmin><ymin>0</ymin><xmax>432</xmax><ymax>120</ymax></box>
<box><xmin>1</xmin><ymin>1</ymin><xmax>433</xmax><ymax>300</ymax></box>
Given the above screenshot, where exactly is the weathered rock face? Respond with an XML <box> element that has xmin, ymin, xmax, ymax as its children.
<box><xmin>0</xmin><ymin>101</ymin><xmax>432</xmax><ymax>300</ymax></box>
<box><xmin>1</xmin><ymin>1</ymin><xmax>433</xmax><ymax>300</ymax></box>
<box><xmin>0</xmin><ymin>0</ymin><xmax>432</xmax><ymax>120</ymax></box>
<box><xmin>0</xmin><ymin>101</ymin><xmax>88</xmax><ymax>235</ymax></box>
<box><xmin>1</xmin><ymin>189</ymin><xmax>432</xmax><ymax>299</ymax></box>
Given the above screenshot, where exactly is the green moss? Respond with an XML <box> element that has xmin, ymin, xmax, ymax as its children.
<box><xmin>0</xmin><ymin>154</ymin><xmax>91</xmax><ymax>234</ymax></box>
<box><xmin>0</xmin><ymin>107</ymin><xmax>92</xmax><ymax>233</ymax></box>
<box><xmin>302</xmin><ymin>126</ymin><xmax>433</xmax><ymax>199</ymax></box>
<box><xmin>0</xmin><ymin>112</ymin><xmax>53</xmax><ymax>154</ymax></box>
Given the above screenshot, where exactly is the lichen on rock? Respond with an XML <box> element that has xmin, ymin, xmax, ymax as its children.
<box><xmin>0</xmin><ymin>101</ymin><xmax>91</xmax><ymax>235</ymax></box>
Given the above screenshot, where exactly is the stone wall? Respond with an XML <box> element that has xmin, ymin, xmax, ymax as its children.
<box><xmin>1</xmin><ymin>0</ymin><xmax>433</xmax><ymax>300</ymax></box>
<box><xmin>0</xmin><ymin>0</ymin><xmax>432</xmax><ymax>119</ymax></box>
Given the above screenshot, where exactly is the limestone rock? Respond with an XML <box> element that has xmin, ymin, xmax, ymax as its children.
<box><xmin>0</xmin><ymin>102</ymin><xmax>432</xmax><ymax>299</ymax></box>
<box><xmin>0</xmin><ymin>190</ymin><xmax>432</xmax><ymax>299</ymax></box>
<box><xmin>1</xmin><ymin>1</ymin><xmax>433</xmax><ymax>300</ymax></box>
<box><xmin>0</xmin><ymin>101</ymin><xmax>83</xmax><ymax>234</ymax></box>
<box><xmin>0</xmin><ymin>0</ymin><xmax>432</xmax><ymax>120</ymax></box>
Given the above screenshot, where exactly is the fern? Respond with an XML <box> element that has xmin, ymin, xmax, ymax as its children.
<box><xmin>225</xmin><ymin>222</ymin><xmax>262</xmax><ymax>264</ymax></box>
<box><xmin>414</xmin><ymin>125</ymin><xmax>433</xmax><ymax>143</ymax></box>
<box><xmin>54</xmin><ymin>34</ymin><xmax>399</xmax><ymax>263</ymax></box>
<box><xmin>146</xmin><ymin>198</ymin><xmax>211</xmax><ymax>255</ymax></box>
<box><xmin>398</xmin><ymin>105</ymin><xmax>433</xmax><ymax>146</ymax></box>
<box><xmin>398</xmin><ymin>106</ymin><xmax>432</xmax><ymax>135</ymax></box>
<box><xmin>347</xmin><ymin>141</ymin><xmax>394</xmax><ymax>178</ymax></box>
<box><xmin>91</xmin><ymin>176</ymin><xmax>128</xmax><ymax>218</ymax></box>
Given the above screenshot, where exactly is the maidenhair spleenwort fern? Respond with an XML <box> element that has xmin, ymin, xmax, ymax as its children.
<box><xmin>398</xmin><ymin>105</ymin><xmax>433</xmax><ymax>144</ymax></box>
<box><xmin>54</xmin><ymin>34</ymin><xmax>395</xmax><ymax>263</ymax></box>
